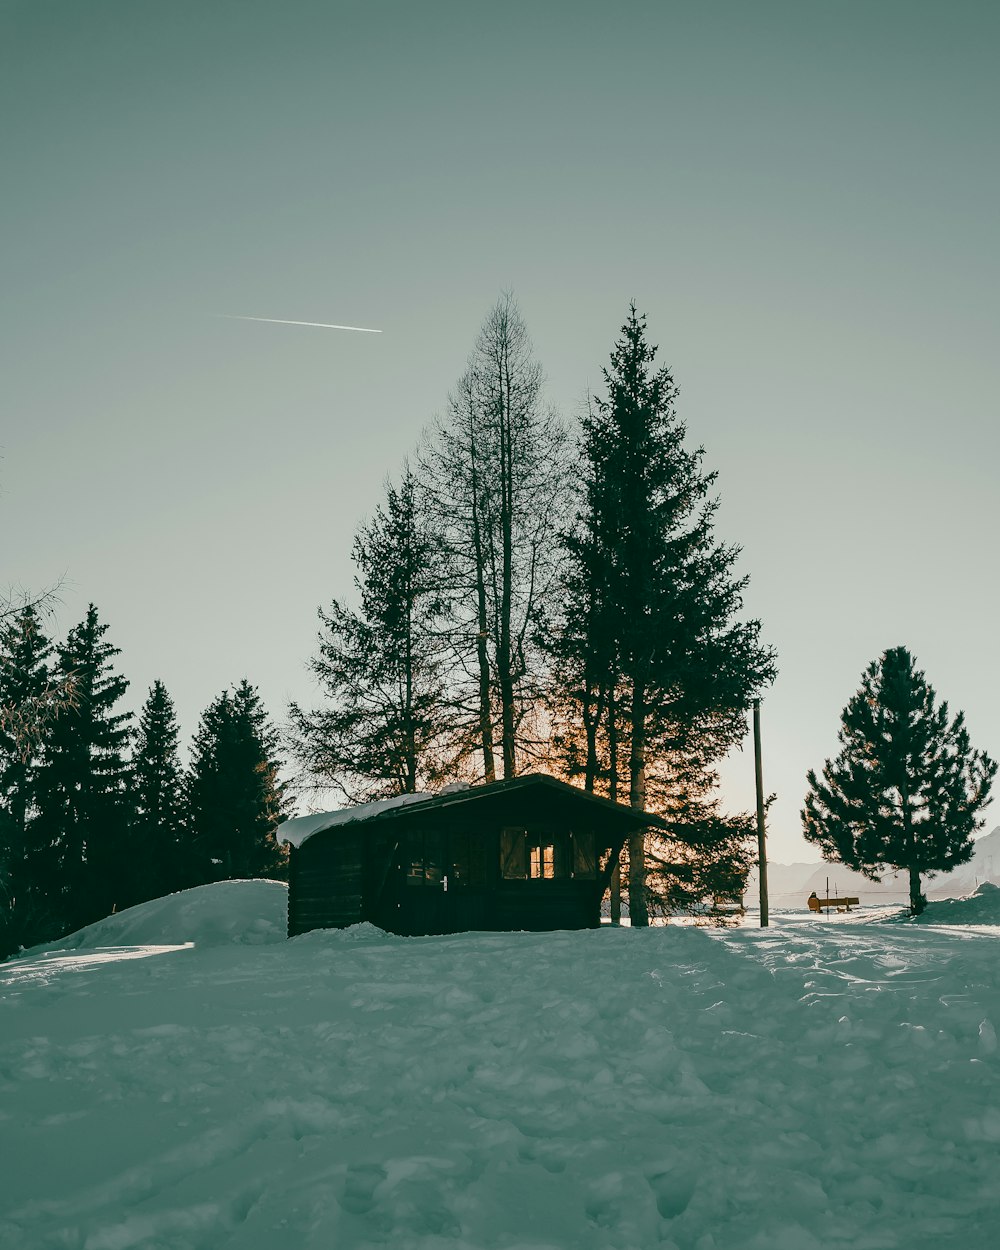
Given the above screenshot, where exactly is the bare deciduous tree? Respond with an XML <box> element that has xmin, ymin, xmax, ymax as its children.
<box><xmin>421</xmin><ymin>294</ymin><xmax>569</xmax><ymax>780</ymax></box>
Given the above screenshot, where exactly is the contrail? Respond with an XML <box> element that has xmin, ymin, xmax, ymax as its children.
<box><xmin>217</xmin><ymin>314</ymin><xmax>382</xmax><ymax>333</ymax></box>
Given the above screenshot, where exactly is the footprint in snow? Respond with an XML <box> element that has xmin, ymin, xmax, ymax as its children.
<box><xmin>338</xmin><ymin>1162</ymin><xmax>387</xmax><ymax>1215</ymax></box>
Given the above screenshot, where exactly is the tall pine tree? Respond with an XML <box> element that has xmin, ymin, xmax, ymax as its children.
<box><xmin>131</xmin><ymin>680</ymin><xmax>188</xmax><ymax>903</ymax></box>
<box><xmin>32</xmin><ymin>605</ymin><xmax>133</xmax><ymax>933</ymax></box>
<box><xmin>552</xmin><ymin>307</ymin><xmax>776</xmax><ymax>923</ymax></box>
<box><xmin>290</xmin><ymin>467</ymin><xmax>451</xmax><ymax>801</ymax></box>
<box><xmin>803</xmin><ymin>646</ymin><xmax>996</xmax><ymax>915</ymax></box>
<box><xmin>189</xmin><ymin>680</ymin><xmax>288</xmax><ymax>881</ymax></box>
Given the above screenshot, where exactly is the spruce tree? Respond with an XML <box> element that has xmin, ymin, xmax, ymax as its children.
<box><xmin>803</xmin><ymin>646</ymin><xmax>996</xmax><ymax>915</ymax></box>
<box><xmin>0</xmin><ymin>606</ymin><xmax>58</xmax><ymax>954</ymax></box>
<box><xmin>290</xmin><ymin>467</ymin><xmax>451</xmax><ymax>801</ymax></box>
<box><xmin>553</xmin><ymin>306</ymin><xmax>776</xmax><ymax>923</ymax></box>
<box><xmin>189</xmin><ymin>680</ymin><xmax>288</xmax><ymax>881</ymax></box>
<box><xmin>32</xmin><ymin>605</ymin><xmax>133</xmax><ymax>933</ymax></box>
<box><xmin>132</xmin><ymin>680</ymin><xmax>188</xmax><ymax>903</ymax></box>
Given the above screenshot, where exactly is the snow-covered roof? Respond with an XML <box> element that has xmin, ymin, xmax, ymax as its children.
<box><xmin>278</xmin><ymin>793</ymin><xmax>433</xmax><ymax>848</ymax></box>
<box><xmin>277</xmin><ymin>774</ymin><xmax>672</xmax><ymax>849</ymax></box>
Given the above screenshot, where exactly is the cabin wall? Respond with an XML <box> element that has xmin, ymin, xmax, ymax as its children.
<box><xmin>491</xmin><ymin>880</ymin><xmax>599</xmax><ymax>932</ymax></box>
<box><xmin>287</xmin><ymin>830</ymin><xmax>365</xmax><ymax>936</ymax></box>
<box><xmin>376</xmin><ymin>809</ymin><xmax>610</xmax><ymax>936</ymax></box>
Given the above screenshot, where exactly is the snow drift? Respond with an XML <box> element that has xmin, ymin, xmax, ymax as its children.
<box><xmin>904</xmin><ymin>880</ymin><xmax>1000</xmax><ymax>928</ymax></box>
<box><xmin>30</xmin><ymin>880</ymin><xmax>288</xmax><ymax>953</ymax></box>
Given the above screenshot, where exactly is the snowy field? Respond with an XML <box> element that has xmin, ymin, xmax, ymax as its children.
<box><xmin>2</xmin><ymin>883</ymin><xmax>1000</xmax><ymax>1250</ymax></box>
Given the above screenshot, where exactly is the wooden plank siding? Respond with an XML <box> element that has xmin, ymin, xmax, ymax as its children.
<box><xmin>287</xmin><ymin>830</ymin><xmax>365</xmax><ymax>936</ymax></box>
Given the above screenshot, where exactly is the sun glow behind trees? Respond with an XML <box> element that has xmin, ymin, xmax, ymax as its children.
<box><xmin>291</xmin><ymin>297</ymin><xmax>776</xmax><ymax>922</ymax></box>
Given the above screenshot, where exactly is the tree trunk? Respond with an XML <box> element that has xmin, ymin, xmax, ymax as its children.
<box><xmin>583</xmin><ymin>704</ymin><xmax>599</xmax><ymax>792</ymax></box>
<box><xmin>628</xmin><ymin>681</ymin><xmax>649</xmax><ymax>926</ymax></box>
<box><xmin>583</xmin><ymin>669</ymin><xmax>607</xmax><ymax>794</ymax></box>
<box><xmin>468</xmin><ymin>432</ymin><xmax>496</xmax><ymax>783</ymax></box>
<box><xmin>610</xmin><ymin>861</ymin><xmax>621</xmax><ymax>926</ymax></box>
<box><xmin>908</xmin><ymin>864</ymin><xmax>925</xmax><ymax>916</ymax></box>
<box><xmin>627</xmin><ymin>829</ymin><xmax>648</xmax><ymax>926</ymax></box>
<box><xmin>901</xmin><ymin>781</ymin><xmax>923</xmax><ymax>915</ymax></box>
<box><xmin>607</xmin><ymin>683</ymin><xmax>622</xmax><ymax>925</ymax></box>
<box><xmin>498</xmin><ymin>518</ymin><xmax>515</xmax><ymax>778</ymax></box>
<box><xmin>498</xmin><ymin>346</ymin><xmax>516</xmax><ymax>779</ymax></box>
<box><xmin>476</xmin><ymin>615</ymin><xmax>495</xmax><ymax>782</ymax></box>
<box><xmin>403</xmin><ymin>564</ymin><xmax>417</xmax><ymax>793</ymax></box>
<box><xmin>608</xmin><ymin>681</ymin><xmax>619</xmax><ymax>802</ymax></box>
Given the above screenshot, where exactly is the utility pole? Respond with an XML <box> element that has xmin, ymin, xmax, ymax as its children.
<box><xmin>753</xmin><ymin>698</ymin><xmax>769</xmax><ymax>927</ymax></box>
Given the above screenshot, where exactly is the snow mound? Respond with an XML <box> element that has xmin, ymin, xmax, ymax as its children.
<box><xmin>30</xmin><ymin>880</ymin><xmax>289</xmax><ymax>953</ymax></box>
<box><xmin>290</xmin><ymin>919</ymin><xmax>395</xmax><ymax>946</ymax></box>
<box><xmin>909</xmin><ymin>880</ymin><xmax>1000</xmax><ymax>927</ymax></box>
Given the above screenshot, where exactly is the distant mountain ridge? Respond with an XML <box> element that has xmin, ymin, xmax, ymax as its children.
<box><xmin>747</xmin><ymin>826</ymin><xmax>1000</xmax><ymax>906</ymax></box>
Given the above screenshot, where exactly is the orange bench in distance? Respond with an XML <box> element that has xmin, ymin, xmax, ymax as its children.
<box><xmin>807</xmin><ymin>895</ymin><xmax>859</xmax><ymax>913</ymax></box>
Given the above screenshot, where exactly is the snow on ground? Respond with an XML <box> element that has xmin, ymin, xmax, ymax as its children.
<box><xmin>2</xmin><ymin>885</ymin><xmax>1000</xmax><ymax>1249</ymax></box>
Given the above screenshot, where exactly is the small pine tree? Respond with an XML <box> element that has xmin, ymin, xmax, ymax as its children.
<box><xmin>0</xmin><ymin>606</ymin><xmax>58</xmax><ymax>954</ymax></box>
<box><xmin>290</xmin><ymin>468</ymin><xmax>451</xmax><ymax>801</ymax></box>
<box><xmin>32</xmin><ymin>605</ymin><xmax>133</xmax><ymax>934</ymax></box>
<box><xmin>803</xmin><ymin>647</ymin><xmax>997</xmax><ymax>915</ymax></box>
<box><xmin>131</xmin><ymin>680</ymin><xmax>188</xmax><ymax>904</ymax></box>
<box><xmin>189</xmin><ymin>680</ymin><xmax>289</xmax><ymax>881</ymax></box>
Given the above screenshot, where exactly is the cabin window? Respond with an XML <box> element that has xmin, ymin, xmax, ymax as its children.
<box><xmin>529</xmin><ymin>834</ymin><xmax>569</xmax><ymax>878</ymax></box>
<box><xmin>500</xmin><ymin>827</ymin><xmax>527</xmax><ymax>878</ymax></box>
<box><xmin>449</xmin><ymin>829</ymin><xmax>488</xmax><ymax>887</ymax></box>
<box><xmin>529</xmin><ymin>842</ymin><xmax>556</xmax><ymax>878</ymax></box>
<box><xmin>502</xmin><ymin>828</ymin><xmax>572</xmax><ymax>880</ymax></box>
<box><xmin>406</xmin><ymin>829</ymin><xmax>444</xmax><ymax>886</ymax></box>
<box><xmin>424</xmin><ymin>830</ymin><xmax>444</xmax><ymax>884</ymax></box>
<box><xmin>572</xmin><ymin>830</ymin><xmax>597</xmax><ymax>878</ymax></box>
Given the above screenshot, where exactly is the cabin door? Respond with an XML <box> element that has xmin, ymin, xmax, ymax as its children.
<box><xmin>397</xmin><ymin>828</ymin><xmax>449</xmax><ymax>936</ymax></box>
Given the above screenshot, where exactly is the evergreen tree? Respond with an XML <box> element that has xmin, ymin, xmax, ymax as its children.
<box><xmin>290</xmin><ymin>468</ymin><xmax>450</xmax><ymax>800</ymax></box>
<box><xmin>803</xmin><ymin>646</ymin><xmax>996</xmax><ymax>915</ymax></box>
<box><xmin>552</xmin><ymin>307</ymin><xmax>776</xmax><ymax>924</ymax></box>
<box><xmin>189</xmin><ymin>680</ymin><xmax>288</xmax><ymax>881</ymax></box>
<box><xmin>131</xmin><ymin>680</ymin><xmax>188</xmax><ymax>903</ymax></box>
<box><xmin>0</xmin><ymin>606</ymin><xmax>59</xmax><ymax>954</ymax></box>
<box><xmin>32</xmin><ymin>605</ymin><xmax>133</xmax><ymax>933</ymax></box>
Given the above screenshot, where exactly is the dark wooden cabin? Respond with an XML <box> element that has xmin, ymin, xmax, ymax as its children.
<box><xmin>281</xmin><ymin>773</ymin><xmax>669</xmax><ymax>938</ymax></box>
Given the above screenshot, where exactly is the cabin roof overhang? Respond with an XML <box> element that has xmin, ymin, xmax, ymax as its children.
<box><xmin>278</xmin><ymin>772</ymin><xmax>671</xmax><ymax>849</ymax></box>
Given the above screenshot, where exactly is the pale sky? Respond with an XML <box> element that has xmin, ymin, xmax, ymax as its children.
<box><xmin>3</xmin><ymin>0</ymin><xmax>997</xmax><ymax>862</ymax></box>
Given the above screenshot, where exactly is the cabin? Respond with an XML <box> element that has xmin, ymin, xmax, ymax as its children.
<box><xmin>279</xmin><ymin>773</ymin><xmax>670</xmax><ymax>937</ymax></box>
